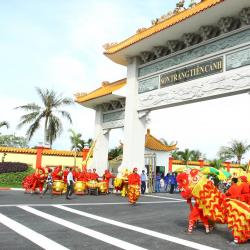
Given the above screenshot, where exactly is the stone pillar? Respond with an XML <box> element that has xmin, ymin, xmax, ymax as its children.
<box><xmin>121</xmin><ymin>57</ymin><xmax>147</xmax><ymax>174</ymax></box>
<box><xmin>91</xmin><ymin>106</ymin><xmax>109</xmax><ymax>175</ymax></box>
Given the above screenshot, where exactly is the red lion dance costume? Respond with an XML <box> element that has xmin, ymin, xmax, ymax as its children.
<box><xmin>177</xmin><ymin>169</ymin><xmax>250</xmax><ymax>244</ymax></box>
<box><xmin>127</xmin><ymin>168</ymin><xmax>141</xmax><ymax>205</ymax></box>
<box><xmin>22</xmin><ymin>167</ymin><xmax>46</xmax><ymax>194</ymax></box>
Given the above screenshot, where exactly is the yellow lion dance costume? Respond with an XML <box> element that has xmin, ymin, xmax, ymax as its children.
<box><xmin>177</xmin><ymin>169</ymin><xmax>250</xmax><ymax>244</ymax></box>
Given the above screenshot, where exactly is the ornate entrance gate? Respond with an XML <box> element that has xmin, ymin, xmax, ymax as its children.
<box><xmin>77</xmin><ymin>0</ymin><xmax>250</xmax><ymax>174</ymax></box>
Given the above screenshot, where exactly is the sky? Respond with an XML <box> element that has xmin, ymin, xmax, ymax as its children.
<box><xmin>0</xmin><ymin>0</ymin><xmax>249</xmax><ymax>162</ymax></box>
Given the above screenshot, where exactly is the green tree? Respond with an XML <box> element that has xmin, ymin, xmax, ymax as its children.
<box><xmin>0</xmin><ymin>121</ymin><xmax>9</xmax><ymax>130</ymax></box>
<box><xmin>159</xmin><ymin>138</ymin><xmax>177</xmax><ymax>146</ymax></box>
<box><xmin>218</xmin><ymin>139</ymin><xmax>250</xmax><ymax>164</ymax></box>
<box><xmin>171</xmin><ymin>150</ymin><xmax>181</xmax><ymax>160</ymax></box>
<box><xmin>69</xmin><ymin>129</ymin><xmax>84</xmax><ymax>166</ymax></box>
<box><xmin>0</xmin><ymin>134</ymin><xmax>28</xmax><ymax>148</ymax></box>
<box><xmin>16</xmin><ymin>88</ymin><xmax>73</xmax><ymax>147</ymax></box>
<box><xmin>108</xmin><ymin>146</ymin><xmax>123</xmax><ymax>160</ymax></box>
<box><xmin>177</xmin><ymin>148</ymin><xmax>196</xmax><ymax>165</ymax></box>
<box><xmin>190</xmin><ymin>150</ymin><xmax>204</xmax><ymax>161</ymax></box>
<box><xmin>209</xmin><ymin>159</ymin><xmax>223</xmax><ymax>169</ymax></box>
<box><xmin>69</xmin><ymin>129</ymin><xmax>85</xmax><ymax>152</ymax></box>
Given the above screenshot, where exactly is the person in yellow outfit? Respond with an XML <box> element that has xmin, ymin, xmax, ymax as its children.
<box><xmin>128</xmin><ymin>168</ymin><xmax>141</xmax><ymax>205</ymax></box>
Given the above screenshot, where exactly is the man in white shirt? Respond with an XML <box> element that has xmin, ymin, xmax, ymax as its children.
<box><xmin>66</xmin><ymin>167</ymin><xmax>75</xmax><ymax>199</ymax></box>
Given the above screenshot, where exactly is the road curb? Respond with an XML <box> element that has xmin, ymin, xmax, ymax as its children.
<box><xmin>0</xmin><ymin>188</ymin><xmax>24</xmax><ymax>191</ymax></box>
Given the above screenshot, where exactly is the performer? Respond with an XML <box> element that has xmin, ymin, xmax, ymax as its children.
<box><xmin>90</xmin><ymin>168</ymin><xmax>99</xmax><ymax>181</ymax></box>
<box><xmin>127</xmin><ymin>167</ymin><xmax>141</xmax><ymax>205</ymax></box>
<box><xmin>177</xmin><ymin>171</ymin><xmax>210</xmax><ymax>234</ymax></box>
<box><xmin>42</xmin><ymin>168</ymin><xmax>53</xmax><ymax>198</ymax></box>
<box><xmin>225</xmin><ymin>178</ymin><xmax>242</xmax><ymax>200</ymax></box>
<box><xmin>239</xmin><ymin>176</ymin><xmax>250</xmax><ymax>204</ymax></box>
<box><xmin>72</xmin><ymin>167</ymin><xmax>80</xmax><ymax>181</ymax></box>
<box><xmin>103</xmin><ymin>169</ymin><xmax>115</xmax><ymax>193</ymax></box>
<box><xmin>52</xmin><ymin>165</ymin><xmax>63</xmax><ymax>180</ymax></box>
<box><xmin>31</xmin><ymin>167</ymin><xmax>46</xmax><ymax>195</ymax></box>
<box><xmin>78</xmin><ymin>169</ymin><xmax>88</xmax><ymax>182</ymax></box>
<box><xmin>86</xmin><ymin>169</ymin><xmax>92</xmax><ymax>181</ymax></box>
<box><xmin>187</xmin><ymin>199</ymin><xmax>210</xmax><ymax>233</ymax></box>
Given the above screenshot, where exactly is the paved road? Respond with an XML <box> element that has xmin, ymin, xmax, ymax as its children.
<box><xmin>0</xmin><ymin>190</ymin><xmax>249</xmax><ymax>250</ymax></box>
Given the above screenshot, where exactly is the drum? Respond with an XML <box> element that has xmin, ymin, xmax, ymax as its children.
<box><xmin>74</xmin><ymin>181</ymin><xmax>87</xmax><ymax>194</ymax></box>
<box><xmin>98</xmin><ymin>181</ymin><xmax>107</xmax><ymax>193</ymax></box>
<box><xmin>87</xmin><ymin>180</ymin><xmax>98</xmax><ymax>188</ymax></box>
<box><xmin>52</xmin><ymin>180</ymin><xmax>64</xmax><ymax>194</ymax></box>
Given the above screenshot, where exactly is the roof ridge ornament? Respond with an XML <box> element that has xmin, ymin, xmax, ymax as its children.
<box><xmin>150</xmin><ymin>0</ymin><xmax>205</xmax><ymax>26</ymax></box>
<box><xmin>103</xmin><ymin>42</ymin><xmax>118</xmax><ymax>50</ymax></box>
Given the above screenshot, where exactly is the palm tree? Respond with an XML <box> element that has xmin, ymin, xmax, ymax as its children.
<box><xmin>69</xmin><ymin>129</ymin><xmax>85</xmax><ymax>151</ymax></box>
<box><xmin>108</xmin><ymin>146</ymin><xmax>123</xmax><ymax>160</ymax></box>
<box><xmin>218</xmin><ymin>139</ymin><xmax>250</xmax><ymax>164</ymax></box>
<box><xmin>171</xmin><ymin>150</ymin><xmax>180</xmax><ymax>160</ymax></box>
<box><xmin>209</xmin><ymin>159</ymin><xmax>223</xmax><ymax>169</ymax></box>
<box><xmin>160</xmin><ymin>138</ymin><xmax>177</xmax><ymax>146</ymax></box>
<box><xmin>190</xmin><ymin>150</ymin><xmax>203</xmax><ymax>161</ymax></box>
<box><xmin>16</xmin><ymin>87</ymin><xmax>73</xmax><ymax>147</ymax></box>
<box><xmin>69</xmin><ymin>129</ymin><xmax>84</xmax><ymax>166</ymax></box>
<box><xmin>177</xmin><ymin>148</ymin><xmax>195</xmax><ymax>166</ymax></box>
<box><xmin>0</xmin><ymin>121</ymin><xmax>9</xmax><ymax>129</ymax></box>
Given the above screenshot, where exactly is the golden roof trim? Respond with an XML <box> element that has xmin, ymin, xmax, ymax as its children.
<box><xmin>145</xmin><ymin>129</ymin><xmax>177</xmax><ymax>152</ymax></box>
<box><xmin>104</xmin><ymin>0</ymin><xmax>225</xmax><ymax>55</ymax></box>
<box><xmin>0</xmin><ymin>147</ymin><xmax>37</xmax><ymax>154</ymax></box>
<box><xmin>0</xmin><ymin>146</ymin><xmax>82</xmax><ymax>157</ymax></box>
<box><xmin>75</xmin><ymin>78</ymin><xmax>126</xmax><ymax>104</ymax></box>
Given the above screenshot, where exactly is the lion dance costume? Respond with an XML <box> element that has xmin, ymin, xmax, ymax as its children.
<box><xmin>22</xmin><ymin>167</ymin><xmax>47</xmax><ymax>193</ymax></box>
<box><xmin>127</xmin><ymin>168</ymin><xmax>141</xmax><ymax>205</ymax></box>
<box><xmin>177</xmin><ymin>169</ymin><xmax>250</xmax><ymax>244</ymax></box>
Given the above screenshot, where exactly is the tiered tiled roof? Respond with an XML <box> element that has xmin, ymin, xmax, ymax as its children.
<box><xmin>0</xmin><ymin>147</ymin><xmax>37</xmax><ymax>154</ymax></box>
<box><xmin>145</xmin><ymin>129</ymin><xmax>177</xmax><ymax>152</ymax></box>
<box><xmin>0</xmin><ymin>147</ymin><xmax>82</xmax><ymax>157</ymax></box>
<box><xmin>75</xmin><ymin>79</ymin><xmax>126</xmax><ymax>104</ymax></box>
<box><xmin>103</xmin><ymin>0</ymin><xmax>225</xmax><ymax>55</ymax></box>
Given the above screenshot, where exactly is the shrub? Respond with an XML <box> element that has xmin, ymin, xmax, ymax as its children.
<box><xmin>0</xmin><ymin>166</ymin><xmax>34</xmax><ymax>185</ymax></box>
<box><xmin>0</xmin><ymin>162</ymin><xmax>28</xmax><ymax>174</ymax></box>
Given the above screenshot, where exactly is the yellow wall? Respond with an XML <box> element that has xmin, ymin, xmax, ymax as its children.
<box><xmin>42</xmin><ymin>155</ymin><xmax>83</xmax><ymax>168</ymax></box>
<box><xmin>0</xmin><ymin>152</ymin><xmax>36</xmax><ymax>167</ymax></box>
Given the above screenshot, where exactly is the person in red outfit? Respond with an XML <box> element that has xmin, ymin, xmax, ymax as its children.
<box><xmin>52</xmin><ymin>165</ymin><xmax>63</xmax><ymax>180</ymax></box>
<box><xmin>72</xmin><ymin>167</ymin><xmax>80</xmax><ymax>181</ymax></box>
<box><xmin>85</xmin><ymin>169</ymin><xmax>92</xmax><ymax>181</ymax></box>
<box><xmin>103</xmin><ymin>169</ymin><xmax>115</xmax><ymax>193</ymax></box>
<box><xmin>90</xmin><ymin>168</ymin><xmax>99</xmax><ymax>181</ymax></box>
<box><xmin>127</xmin><ymin>168</ymin><xmax>141</xmax><ymax>205</ymax></box>
<box><xmin>31</xmin><ymin>167</ymin><xmax>46</xmax><ymax>196</ymax></box>
<box><xmin>63</xmin><ymin>167</ymin><xmax>69</xmax><ymax>183</ymax></box>
<box><xmin>78</xmin><ymin>169</ymin><xmax>88</xmax><ymax>182</ymax></box>
<box><xmin>239</xmin><ymin>176</ymin><xmax>250</xmax><ymax>204</ymax></box>
<box><xmin>225</xmin><ymin>178</ymin><xmax>242</xmax><ymax>200</ymax></box>
<box><xmin>177</xmin><ymin>171</ymin><xmax>210</xmax><ymax>234</ymax></box>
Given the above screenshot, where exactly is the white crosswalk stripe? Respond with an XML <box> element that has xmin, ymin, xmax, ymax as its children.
<box><xmin>54</xmin><ymin>205</ymin><xmax>220</xmax><ymax>250</ymax></box>
<box><xmin>18</xmin><ymin>205</ymin><xmax>148</xmax><ymax>250</ymax></box>
<box><xmin>0</xmin><ymin>212</ymin><xmax>69</xmax><ymax>250</ymax></box>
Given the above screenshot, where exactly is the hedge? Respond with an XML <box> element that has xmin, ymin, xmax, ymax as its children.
<box><xmin>0</xmin><ymin>162</ymin><xmax>28</xmax><ymax>174</ymax></box>
<box><xmin>0</xmin><ymin>166</ymin><xmax>35</xmax><ymax>185</ymax></box>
